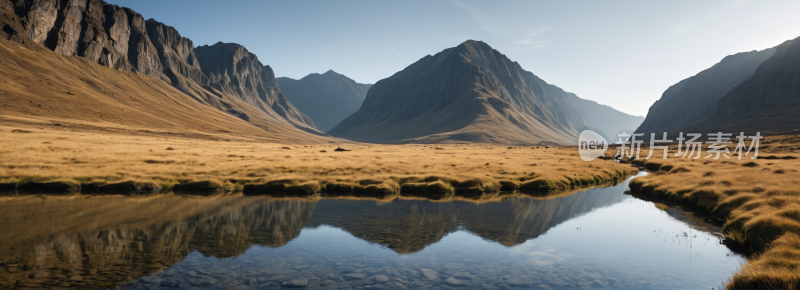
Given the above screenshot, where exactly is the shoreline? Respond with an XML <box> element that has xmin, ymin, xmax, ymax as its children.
<box><xmin>626</xmin><ymin>153</ymin><xmax>800</xmax><ymax>289</ymax></box>
<box><xmin>0</xmin><ymin>168</ymin><xmax>636</xmax><ymax>201</ymax></box>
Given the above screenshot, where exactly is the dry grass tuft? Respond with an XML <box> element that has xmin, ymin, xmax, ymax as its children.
<box><xmin>727</xmin><ymin>232</ymin><xmax>800</xmax><ymax>290</ymax></box>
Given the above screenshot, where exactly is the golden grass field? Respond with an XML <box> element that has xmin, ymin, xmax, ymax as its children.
<box><xmin>0</xmin><ymin>125</ymin><xmax>636</xmax><ymax>198</ymax></box>
<box><xmin>625</xmin><ymin>134</ymin><xmax>800</xmax><ymax>289</ymax></box>
<box><xmin>3</xmin><ymin>126</ymin><xmax>800</xmax><ymax>288</ymax></box>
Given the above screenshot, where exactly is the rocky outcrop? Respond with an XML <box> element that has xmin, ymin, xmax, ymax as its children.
<box><xmin>1</xmin><ymin>0</ymin><xmax>169</xmax><ymax>77</ymax></box>
<box><xmin>0</xmin><ymin>0</ymin><xmax>30</xmax><ymax>43</ymax></box>
<box><xmin>195</xmin><ymin>42</ymin><xmax>316</xmax><ymax>129</ymax></box>
<box><xmin>635</xmin><ymin>46</ymin><xmax>776</xmax><ymax>137</ymax></box>
<box><xmin>278</xmin><ymin>70</ymin><xmax>372</xmax><ymax>131</ymax></box>
<box><xmin>145</xmin><ymin>19</ymin><xmax>207</xmax><ymax>88</ymax></box>
<box><xmin>329</xmin><ymin>40</ymin><xmax>591</xmax><ymax>144</ymax></box>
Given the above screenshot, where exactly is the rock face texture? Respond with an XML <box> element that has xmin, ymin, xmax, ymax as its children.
<box><xmin>144</xmin><ymin>19</ymin><xmax>206</xmax><ymax>88</ymax></box>
<box><xmin>635</xmin><ymin>46</ymin><xmax>777</xmax><ymax>137</ymax></box>
<box><xmin>329</xmin><ymin>40</ymin><xmax>592</xmax><ymax>144</ymax></box>
<box><xmin>636</xmin><ymin>35</ymin><xmax>800</xmax><ymax>137</ymax></box>
<box><xmin>194</xmin><ymin>42</ymin><xmax>316</xmax><ymax>130</ymax></box>
<box><xmin>278</xmin><ymin>70</ymin><xmax>372</xmax><ymax>132</ymax></box>
<box><xmin>0</xmin><ymin>0</ymin><xmax>320</xmax><ymax>133</ymax></box>
<box><xmin>3</xmin><ymin>0</ymin><xmax>174</xmax><ymax>80</ymax></box>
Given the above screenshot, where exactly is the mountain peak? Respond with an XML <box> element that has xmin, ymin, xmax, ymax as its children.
<box><xmin>460</xmin><ymin>39</ymin><xmax>484</xmax><ymax>46</ymax></box>
<box><xmin>278</xmin><ymin>71</ymin><xmax>372</xmax><ymax>132</ymax></box>
<box><xmin>328</xmin><ymin>40</ymin><xmax>592</xmax><ymax>144</ymax></box>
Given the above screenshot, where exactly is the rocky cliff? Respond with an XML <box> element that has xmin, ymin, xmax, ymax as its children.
<box><xmin>0</xmin><ymin>0</ymin><xmax>320</xmax><ymax>134</ymax></box>
<box><xmin>2</xmin><ymin>0</ymin><xmax>166</xmax><ymax>79</ymax></box>
<box><xmin>278</xmin><ymin>70</ymin><xmax>371</xmax><ymax>132</ymax></box>
<box><xmin>328</xmin><ymin>40</ymin><xmax>591</xmax><ymax>144</ymax></box>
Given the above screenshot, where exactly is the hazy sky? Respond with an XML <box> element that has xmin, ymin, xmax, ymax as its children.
<box><xmin>107</xmin><ymin>0</ymin><xmax>800</xmax><ymax>116</ymax></box>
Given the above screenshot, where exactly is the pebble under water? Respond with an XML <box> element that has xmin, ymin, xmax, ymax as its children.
<box><xmin>0</xmin><ymin>174</ymin><xmax>744</xmax><ymax>289</ymax></box>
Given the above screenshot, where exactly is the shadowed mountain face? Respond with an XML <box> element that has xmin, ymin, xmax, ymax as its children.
<box><xmin>0</xmin><ymin>0</ymin><xmax>322</xmax><ymax>137</ymax></box>
<box><xmin>635</xmin><ymin>45</ymin><xmax>779</xmax><ymax>137</ymax></box>
<box><xmin>696</xmin><ymin>36</ymin><xmax>800</xmax><ymax>135</ymax></box>
<box><xmin>0</xmin><ymin>185</ymin><xmax>626</xmax><ymax>288</ymax></box>
<box><xmin>328</xmin><ymin>40</ymin><xmax>592</xmax><ymax>145</ymax></box>
<box><xmin>278</xmin><ymin>70</ymin><xmax>372</xmax><ymax>132</ymax></box>
<box><xmin>636</xmin><ymin>35</ymin><xmax>800</xmax><ymax>137</ymax></box>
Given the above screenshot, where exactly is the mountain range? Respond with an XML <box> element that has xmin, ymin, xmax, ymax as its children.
<box><xmin>278</xmin><ymin>70</ymin><xmax>372</xmax><ymax>132</ymax></box>
<box><xmin>18</xmin><ymin>0</ymin><xmax>800</xmax><ymax>146</ymax></box>
<box><xmin>328</xmin><ymin>40</ymin><xmax>641</xmax><ymax>144</ymax></box>
<box><xmin>0</xmin><ymin>0</ymin><xmax>323</xmax><ymax>142</ymax></box>
<box><xmin>636</xmin><ymin>36</ymin><xmax>800</xmax><ymax>137</ymax></box>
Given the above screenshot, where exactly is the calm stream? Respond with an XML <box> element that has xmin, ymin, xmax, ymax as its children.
<box><xmin>0</xmin><ymin>174</ymin><xmax>744</xmax><ymax>289</ymax></box>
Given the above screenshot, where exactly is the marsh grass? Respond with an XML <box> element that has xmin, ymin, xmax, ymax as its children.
<box><xmin>0</xmin><ymin>126</ymin><xmax>637</xmax><ymax>198</ymax></box>
<box><xmin>727</xmin><ymin>233</ymin><xmax>800</xmax><ymax>290</ymax></box>
<box><xmin>624</xmin><ymin>134</ymin><xmax>800</xmax><ymax>289</ymax></box>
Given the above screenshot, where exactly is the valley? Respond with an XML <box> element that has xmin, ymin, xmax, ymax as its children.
<box><xmin>1</xmin><ymin>0</ymin><xmax>799</xmax><ymax>289</ymax></box>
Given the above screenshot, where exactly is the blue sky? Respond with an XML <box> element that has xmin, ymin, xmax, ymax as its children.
<box><xmin>107</xmin><ymin>0</ymin><xmax>800</xmax><ymax>116</ymax></box>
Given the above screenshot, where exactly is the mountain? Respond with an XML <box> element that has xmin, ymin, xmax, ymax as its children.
<box><xmin>695</xmin><ymin>36</ymin><xmax>800</xmax><ymax>135</ymax></box>
<box><xmin>635</xmin><ymin>46</ymin><xmax>778</xmax><ymax>137</ymax></box>
<box><xmin>0</xmin><ymin>36</ymin><xmax>321</xmax><ymax>142</ymax></box>
<box><xmin>328</xmin><ymin>40</ymin><xmax>592</xmax><ymax>144</ymax></box>
<box><xmin>0</xmin><ymin>0</ymin><xmax>323</xmax><ymax>140</ymax></box>
<box><xmin>565</xmin><ymin>94</ymin><xmax>644</xmax><ymax>142</ymax></box>
<box><xmin>195</xmin><ymin>42</ymin><xmax>316</xmax><ymax>131</ymax></box>
<box><xmin>278</xmin><ymin>70</ymin><xmax>372</xmax><ymax>132</ymax></box>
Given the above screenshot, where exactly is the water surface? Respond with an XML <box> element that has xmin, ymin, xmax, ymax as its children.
<box><xmin>0</xmin><ymin>175</ymin><xmax>743</xmax><ymax>289</ymax></box>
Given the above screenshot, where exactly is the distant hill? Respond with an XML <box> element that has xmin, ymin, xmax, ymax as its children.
<box><xmin>636</xmin><ymin>35</ymin><xmax>800</xmax><ymax>137</ymax></box>
<box><xmin>565</xmin><ymin>95</ymin><xmax>643</xmax><ymax>142</ymax></box>
<box><xmin>278</xmin><ymin>70</ymin><xmax>371</xmax><ymax>132</ymax></box>
<box><xmin>0</xmin><ymin>0</ymin><xmax>326</xmax><ymax>141</ymax></box>
<box><xmin>329</xmin><ymin>40</ymin><xmax>636</xmax><ymax>145</ymax></box>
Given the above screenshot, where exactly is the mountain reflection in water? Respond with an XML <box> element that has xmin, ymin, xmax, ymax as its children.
<box><xmin>0</xmin><ymin>180</ymin><xmax>740</xmax><ymax>289</ymax></box>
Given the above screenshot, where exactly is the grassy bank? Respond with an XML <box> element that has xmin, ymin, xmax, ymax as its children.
<box><xmin>625</xmin><ymin>135</ymin><xmax>800</xmax><ymax>289</ymax></box>
<box><xmin>0</xmin><ymin>126</ymin><xmax>637</xmax><ymax>198</ymax></box>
